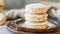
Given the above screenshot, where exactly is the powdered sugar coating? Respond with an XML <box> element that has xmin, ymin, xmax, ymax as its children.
<box><xmin>25</xmin><ymin>3</ymin><xmax>47</xmax><ymax>9</ymax></box>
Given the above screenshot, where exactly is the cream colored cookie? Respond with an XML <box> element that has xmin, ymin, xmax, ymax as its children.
<box><xmin>25</xmin><ymin>21</ymin><xmax>48</xmax><ymax>26</ymax></box>
<box><xmin>25</xmin><ymin>13</ymin><xmax>48</xmax><ymax>21</ymax></box>
<box><xmin>25</xmin><ymin>24</ymin><xmax>48</xmax><ymax>29</ymax></box>
<box><xmin>25</xmin><ymin>21</ymin><xmax>48</xmax><ymax>29</ymax></box>
<box><xmin>25</xmin><ymin>3</ymin><xmax>48</xmax><ymax>13</ymax></box>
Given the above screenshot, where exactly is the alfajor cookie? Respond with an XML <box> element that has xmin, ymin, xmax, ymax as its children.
<box><xmin>25</xmin><ymin>21</ymin><xmax>48</xmax><ymax>29</ymax></box>
<box><xmin>25</xmin><ymin>13</ymin><xmax>48</xmax><ymax>21</ymax></box>
<box><xmin>25</xmin><ymin>21</ymin><xmax>48</xmax><ymax>26</ymax></box>
<box><xmin>25</xmin><ymin>3</ymin><xmax>48</xmax><ymax>13</ymax></box>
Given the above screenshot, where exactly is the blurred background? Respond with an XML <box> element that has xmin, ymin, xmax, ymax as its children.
<box><xmin>0</xmin><ymin>0</ymin><xmax>60</xmax><ymax>34</ymax></box>
<box><xmin>3</xmin><ymin>0</ymin><xmax>60</xmax><ymax>10</ymax></box>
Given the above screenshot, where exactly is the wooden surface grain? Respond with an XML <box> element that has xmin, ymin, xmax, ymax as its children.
<box><xmin>13</xmin><ymin>27</ymin><xmax>60</xmax><ymax>34</ymax></box>
<box><xmin>6</xmin><ymin>19</ymin><xmax>60</xmax><ymax>34</ymax></box>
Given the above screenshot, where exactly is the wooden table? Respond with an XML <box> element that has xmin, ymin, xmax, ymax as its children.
<box><xmin>13</xmin><ymin>27</ymin><xmax>60</xmax><ymax>34</ymax></box>
<box><xmin>0</xmin><ymin>26</ymin><xmax>60</xmax><ymax>34</ymax></box>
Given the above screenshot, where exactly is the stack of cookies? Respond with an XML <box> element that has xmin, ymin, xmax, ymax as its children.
<box><xmin>25</xmin><ymin>3</ymin><xmax>48</xmax><ymax>29</ymax></box>
<box><xmin>0</xmin><ymin>0</ymin><xmax>5</xmax><ymax>13</ymax></box>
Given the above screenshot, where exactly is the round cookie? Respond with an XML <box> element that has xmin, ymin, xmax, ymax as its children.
<box><xmin>25</xmin><ymin>25</ymin><xmax>48</xmax><ymax>29</ymax></box>
<box><xmin>25</xmin><ymin>21</ymin><xmax>48</xmax><ymax>26</ymax></box>
<box><xmin>25</xmin><ymin>21</ymin><xmax>48</xmax><ymax>29</ymax></box>
<box><xmin>25</xmin><ymin>13</ymin><xmax>48</xmax><ymax>21</ymax></box>
<box><xmin>25</xmin><ymin>3</ymin><xmax>48</xmax><ymax>13</ymax></box>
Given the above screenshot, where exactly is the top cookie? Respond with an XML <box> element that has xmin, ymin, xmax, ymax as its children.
<box><xmin>25</xmin><ymin>3</ymin><xmax>48</xmax><ymax>13</ymax></box>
